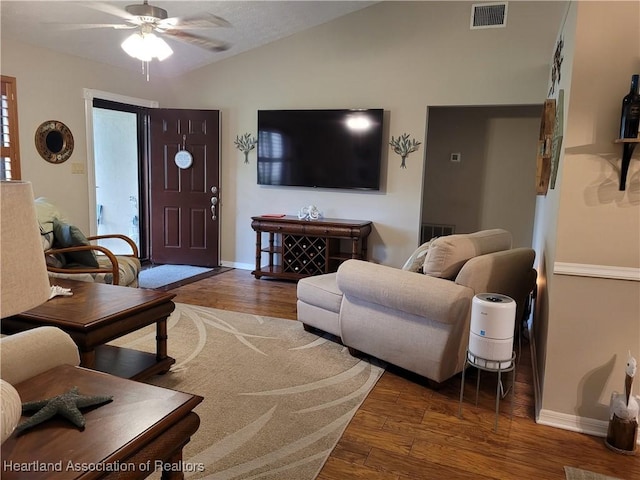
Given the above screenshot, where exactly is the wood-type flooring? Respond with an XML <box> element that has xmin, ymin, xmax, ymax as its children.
<box><xmin>171</xmin><ymin>268</ymin><xmax>640</xmax><ymax>480</ymax></box>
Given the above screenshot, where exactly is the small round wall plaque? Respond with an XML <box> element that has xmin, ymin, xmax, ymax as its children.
<box><xmin>35</xmin><ymin>120</ymin><xmax>74</xmax><ymax>164</ymax></box>
<box><xmin>175</xmin><ymin>150</ymin><xmax>193</xmax><ymax>169</ymax></box>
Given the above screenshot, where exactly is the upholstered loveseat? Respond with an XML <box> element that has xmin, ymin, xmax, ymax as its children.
<box><xmin>297</xmin><ymin>229</ymin><xmax>536</xmax><ymax>384</ymax></box>
<box><xmin>35</xmin><ymin>198</ymin><xmax>141</xmax><ymax>287</ymax></box>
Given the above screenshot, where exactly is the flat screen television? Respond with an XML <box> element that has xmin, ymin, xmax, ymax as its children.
<box><xmin>257</xmin><ymin>109</ymin><xmax>384</xmax><ymax>190</ymax></box>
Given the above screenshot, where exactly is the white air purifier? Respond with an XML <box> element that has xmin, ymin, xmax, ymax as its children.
<box><xmin>468</xmin><ymin>293</ymin><xmax>516</xmax><ymax>369</ymax></box>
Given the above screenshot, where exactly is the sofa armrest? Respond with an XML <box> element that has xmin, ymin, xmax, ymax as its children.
<box><xmin>336</xmin><ymin>260</ymin><xmax>474</xmax><ymax>325</ymax></box>
<box><xmin>0</xmin><ymin>327</ymin><xmax>80</xmax><ymax>385</ymax></box>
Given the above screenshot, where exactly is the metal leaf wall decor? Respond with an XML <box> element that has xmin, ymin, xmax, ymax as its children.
<box><xmin>234</xmin><ymin>133</ymin><xmax>257</xmax><ymax>164</ymax></box>
<box><xmin>390</xmin><ymin>133</ymin><xmax>421</xmax><ymax>168</ymax></box>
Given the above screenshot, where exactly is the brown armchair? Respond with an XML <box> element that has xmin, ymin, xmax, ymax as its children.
<box><xmin>45</xmin><ymin>233</ymin><xmax>140</xmax><ymax>287</ymax></box>
<box><xmin>36</xmin><ymin>198</ymin><xmax>141</xmax><ymax>287</ymax></box>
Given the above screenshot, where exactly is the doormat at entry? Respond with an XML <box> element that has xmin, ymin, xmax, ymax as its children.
<box><xmin>139</xmin><ymin>264</ymin><xmax>232</xmax><ymax>290</ymax></box>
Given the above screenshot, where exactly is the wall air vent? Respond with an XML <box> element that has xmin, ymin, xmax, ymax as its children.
<box><xmin>470</xmin><ymin>2</ymin><xmax>508</xmax><ymax>29</ymax></box>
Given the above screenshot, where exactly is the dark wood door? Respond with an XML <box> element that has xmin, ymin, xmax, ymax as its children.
<box><xmin>149</xmin><ymin>109</ymin><xmax>220</xmax><ymax>267</ymax></box>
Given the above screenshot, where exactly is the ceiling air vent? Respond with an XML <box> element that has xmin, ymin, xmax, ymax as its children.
<box><xmin>470</xmin><ymin>2</ymin><xmax>508</xmax><ymax>29</ymax></box>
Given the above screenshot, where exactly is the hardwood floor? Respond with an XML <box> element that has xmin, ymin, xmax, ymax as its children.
<box><xmin>172</xmin><ymin>269</ymin><xmax>639</xmax><ymax>480</ymax></box>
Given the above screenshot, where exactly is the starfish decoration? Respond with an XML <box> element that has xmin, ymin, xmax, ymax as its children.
<box><xmin>16</xmin><ymin>387</ymin><xmax>113</xmax><ymax>434</ymax></box>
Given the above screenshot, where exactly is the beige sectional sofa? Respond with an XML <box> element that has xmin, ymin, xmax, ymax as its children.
<box><xmin>297</xmin><ymin>229</ymin><xmax>536</xmax><ymax>384</ymax></box>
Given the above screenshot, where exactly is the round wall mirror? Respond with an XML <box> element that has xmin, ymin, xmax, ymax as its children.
<box><xmin>35</xmin><ymin>120</ymin><xmax>74</xmax><ymax>164</ymax></box>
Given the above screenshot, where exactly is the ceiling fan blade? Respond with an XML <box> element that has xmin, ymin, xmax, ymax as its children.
<box><xmin>47</xmin><ymin>23</ymin><xmax>136</xmax><ymax>31</ymax></box>
<box><xmin>158</xmin><ymin>13</ymin><xmax>231</xmax><ymax>30</ymax></box>
<box><xmin>163</xmin><ymin>30</ymin><xmax>230</xmax><ymax>52</ymax></box>
<box><xmin>77</xmin><ymin>2</ymin><xmax>136</xmax><ymax>22</ymax></box>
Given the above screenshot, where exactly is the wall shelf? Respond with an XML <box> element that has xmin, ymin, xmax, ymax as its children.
<box><xmin>613</xmin><ymin>138</ymin><xmax>640</xmax><ymax>191</ymax></box>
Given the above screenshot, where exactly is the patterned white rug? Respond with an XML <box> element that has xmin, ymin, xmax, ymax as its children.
<box><xmin>110</xmin><ymin>303</ymin><xmax>384</xmax><ymax>480</ymax></box>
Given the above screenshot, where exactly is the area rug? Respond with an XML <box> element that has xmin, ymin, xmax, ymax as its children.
<box><xmin>139</xmin><ymin>264</ymin><xmax>228</xmax><ymax>290</ymax></box>
<box><xmin>109</xmin><ymin>303</ymin><xmax>384</xmax><ymax>480</ymax></box>
<box><xmin>564</xmin><ymin>466</ymin><xmax>623</xmax><ymax>480</ymax></box>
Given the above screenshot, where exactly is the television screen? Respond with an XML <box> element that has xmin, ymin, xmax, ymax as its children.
<box><xmin>257</xmin><ymin>109</ymin><xmax>384</xmax><ymax>190</ymax></box>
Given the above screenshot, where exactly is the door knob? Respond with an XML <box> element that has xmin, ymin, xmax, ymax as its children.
<box><xmin>211</xmin><ymin>186</ymin><xmax>218</xmax><ymax>194</ymax></box>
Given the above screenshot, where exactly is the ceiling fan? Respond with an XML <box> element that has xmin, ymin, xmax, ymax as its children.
<box><xmin>78</xmin><ymin>1</ymin><xmax>232</xmax><ymax>56</ymax></box>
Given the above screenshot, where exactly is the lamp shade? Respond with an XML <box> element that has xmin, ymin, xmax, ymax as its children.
<box><xmin>0</xmin><ymin>181</ymin><xmax>50</xmax><ymax>318</ymax></box>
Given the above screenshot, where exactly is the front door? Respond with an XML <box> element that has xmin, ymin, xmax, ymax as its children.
<box><xmin>149</xmin><ymin>108</ymin><xmax>220</xmax><ymax>267</ymax></box>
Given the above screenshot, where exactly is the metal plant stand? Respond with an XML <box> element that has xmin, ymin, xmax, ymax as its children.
<box><xmin>458</xmin><ymin>350</ymin><xmax>517</xmax><ymax>432</ymax></box>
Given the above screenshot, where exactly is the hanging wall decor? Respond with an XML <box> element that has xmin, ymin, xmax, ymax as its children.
<box><xmin>174</xmin><ymin>134</ymin><xmax>193</xmax><ymax>169</ymax></box>
<box><xmin>535</xmin><ymin>99</ymin><xmax>556</xmax><ymax>195</ymax></box>
<box><xmin>389</xmin><ymin>133</ymin><xmax>421</xmax><ymax>168</ymax></box>
<box><xmin>548</xmin><ymin>36</ymin><xmax>564</xmax><ymax>97</ymax></box>
<box><xmin>35</xmin><ymin>120</ymin><xmax>74</xmax><ymax>164</ymax></box>
<box><xmin>550</xmin><ymin>89</ymin><xmax>564</xmax><ymax>190</ymax></box>
<box><xmin>234</xmin><ymin>133</ymin><xmax>258</xmax><ymax>164</ymax></box>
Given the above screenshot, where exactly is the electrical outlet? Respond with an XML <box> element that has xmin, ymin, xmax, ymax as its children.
<box><xmin>71</xmin><ymin>163</ymin><xmax>85</xmax><ymax>174</ymax></box>
<box><xmin>450</xmin><ymin>153</ymin><xmax>461</xmax><ymax>163</ymax></box>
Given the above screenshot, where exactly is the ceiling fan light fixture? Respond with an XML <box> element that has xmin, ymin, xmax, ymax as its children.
<box><xmin>121</xmin><ymin>32</ymin><xmax>173</xmax><ymax>62</ymax></box>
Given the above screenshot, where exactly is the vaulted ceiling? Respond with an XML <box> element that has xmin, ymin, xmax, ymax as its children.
<box><xmin>1</xmin><ymin>1</ymin><xmax>376</xmax><ymax>77</ymax></box>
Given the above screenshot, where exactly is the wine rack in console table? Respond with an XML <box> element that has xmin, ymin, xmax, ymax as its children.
<box><xmin>251</xmin><ymin>216</ymin><xmax>372</xmax><ymax>280</ymax></box>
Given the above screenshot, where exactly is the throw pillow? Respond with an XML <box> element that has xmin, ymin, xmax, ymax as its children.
<box><xmin>45</xmin><ymin>252</ymin><xmax>66</xmax><ymax>269</ymax></box>
<box><xmin>52</xmin><ymin>218</ymin><xmax>99</xmax><ymax>268</ymax></box>
<box><xmin>35</xmin><ymin>197</ymin><xmax>65</xmax><ymax>236</ymax></box>
<box><xmin>422</xmin><ymin>229</ymin><xmax>512</xmax><ymax>279</ymax></box>
<box><xmin>401</xmin><ymin>240</ymin><xmax>433</xmax><ymax>273</ymax></box>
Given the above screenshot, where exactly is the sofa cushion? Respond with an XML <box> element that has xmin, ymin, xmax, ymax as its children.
<box><xmin>422</xmin><ymin>229</ymin><xmax>512</xmax><ymax>279</ymax></box>
<box><xmin>96</xmin><ymin>255</ymin><xmax>141</xmax><ymax>287</ymax></box>
<box><xmin>297</xmin><ymin>273</ymin><xmax>342</xmax><ymax>314</ymax></box>
<box><xmin>402</xmin><ymin>240</ymin><xmax>433</xmax><ymax>273</ymax></box>
<box><xmin>52</xmin><ymin>218</ymin><xmax>99</xmax><ymax>268</ymax></box>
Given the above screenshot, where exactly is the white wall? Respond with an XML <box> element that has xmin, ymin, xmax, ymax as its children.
<box><xmin>0</xmin><ymin>38</ymin><xmax>166</xmax><ymax>229</ymax></box>
<box><xmin>1</xmin><ymin>1</ymin><xmax>566</xmax><ymax>269</ymax></box>
<box><xmin>156</xmin><ymin>1</ymin><xmax>566</xmax><ymax>269</ymax></box>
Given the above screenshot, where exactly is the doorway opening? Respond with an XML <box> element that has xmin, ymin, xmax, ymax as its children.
<box><xmin>421</xmin><ymin>105</ymin><xmax>542</xmax><ymax>248</ymax></box>
<box><xmin>92</xmin><ymin>98</ymin><xmax>150</xmax><ymax>260</ymax></box>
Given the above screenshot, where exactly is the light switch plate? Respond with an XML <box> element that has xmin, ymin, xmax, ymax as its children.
<box><xmin>71</xmin><ymin>163</ymin><xmax>85</xmax><ymax>174</ymax></box>
<box><xmin>450</xmin><ymin>153</ymin><xmax>461</xmax><ymax>162</ymax></box>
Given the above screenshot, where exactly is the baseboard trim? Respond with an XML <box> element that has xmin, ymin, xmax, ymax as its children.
<box><xmin>529</xmin><ymin>327</ymin><xmax>543</xmax><ymax>421</ymax></box>
<box><xmin>538</xmin><ymin>409</ymin><xmax>640</xmax><ymax>445</ymax></box>
<box><xmin>554</xmin><ymin>262</ymin><xmax>640</xmax><ymax>281</ymax></box>
<box><xmin>537</xmin><ymin>409</ymin><xmax>608</xmax><ymax>437</ymax></box>
<box><xmin>221</xmin><ymin>261</ymin><xmax>253</xmax><ymax>271</ymax></box>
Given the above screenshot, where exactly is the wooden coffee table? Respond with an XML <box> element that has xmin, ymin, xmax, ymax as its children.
<box><xmin>1</xmin><ymin>364</ymin><xmax>203</xmax><ymax>480</ymax></box>
<box><xmin>2</xmin><ymin>279</ymin><xmax>176</xmax><ymax>381</ymax></box>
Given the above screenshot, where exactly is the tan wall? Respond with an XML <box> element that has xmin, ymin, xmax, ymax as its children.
<box><xmin>0</xmin><ymin>39</ymin><xmax>167</xmax><ymax>230</ymax></box>
<box><xmin>1</xmin><ymin>2</ymin><xmax>566</xmax><ymax>268</ymax></box>
<box><xmin>536</xmin><ymin>1</ymin><xmax>640</xmax><ymax>423</ymax></box>
<box><xmin>156</xmin><ymin>1</ymin><xmax>566</xmax><ymax>269</ymax></box>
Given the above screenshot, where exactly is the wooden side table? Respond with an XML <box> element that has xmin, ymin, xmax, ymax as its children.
<box><xmin>1</xmin><ymin>279</ymin><xmax>176</xmax><ymax>381</ymax></box>
<box><xmin>1</xmin><ymin>364</ymin><xmax>203</xmax><ymax>480</ymax></box>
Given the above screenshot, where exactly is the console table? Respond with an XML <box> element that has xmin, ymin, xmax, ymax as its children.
<box><xmin>251</xmin><ymin>216</ymin><xmax>372</xmax><ymax>280</ymax></box>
